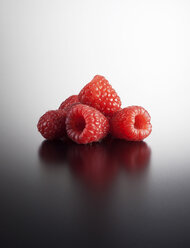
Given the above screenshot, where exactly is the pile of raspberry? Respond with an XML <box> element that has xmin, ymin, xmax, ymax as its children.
<box><xmin>37</xmin><ymin>75</ymin><xmax>152</xmax><ymax>144</ymax></box>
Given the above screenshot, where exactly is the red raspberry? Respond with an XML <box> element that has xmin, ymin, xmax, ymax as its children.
<box><xmin>78</xmin><ymin>75</ymin><xmax>121</xmax><ymax>117</ymax></box>
<box><xmin>65</xmin><ymin>104</ymin><xmax>109</xmax><ymax>144</ymax></box>
<box><xmin>110</xmin><ymin>106</ymin><xmax>152</xmax><ymax>141</ymax></box>
<box><xmin>59</xmin><ymin>95</ymin><xmax>79</xmax><ymax>112</ymax></box>
<box><xmin>37</xmin><ymin>109</ymin><xmax>66</xmax><ymax>140</ymax></box>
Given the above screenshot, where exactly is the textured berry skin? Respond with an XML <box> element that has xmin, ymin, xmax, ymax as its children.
<box><xmin>66</xmin><ymin>104</ymin><xmax>109</xmax><ymax>144</ymax></box>
<box><xmin>37</xmin><ymin>110</ymin><xmax>66</xmax><ymax>140</ymax></box>
<box><xmin>59</xmin><ymin>95</ymin><xmax>79</xmax><ymax>112</ymax></box>
<box><xmin>78</xmin><ymin>75</ymin><xmax>121</xmax><ymax>117</ymax></box>
<box><xmin>110</xmin><ymin>106</ymin><xmax>152</xmax><ymax>141</ymax></box>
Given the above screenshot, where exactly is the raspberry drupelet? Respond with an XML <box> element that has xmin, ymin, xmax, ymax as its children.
<box><xmin>59</xmin><ymin>95</ymin><xmax>79</xmax><ymax>112</ymax></box>
<box><xmin>110</xmin><ymin>106</ymin><xmax>152</xmax><ymax>141</ymax></box>
<box><xmin>37</xmin><ymin>109</ymin><xmax>66</xmax><ymax>140</ymax></box>
<box><xmin>66</xmin><ymin>104</ymin><xmax>109</xmax><ymax>144</ymax></box>
<box><xmin>78</xmin><ymin>75</ymin><xmax>121</xmax><ymax>117</ymax></box>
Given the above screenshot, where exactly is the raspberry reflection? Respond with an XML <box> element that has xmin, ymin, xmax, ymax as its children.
<box><xmin>39</xmin><ymin>140</ymin><xmax>67</xmax><ymax>165</ymax></box>
<box><xmin>110</xmin><ymin>140</ymin><xmax>151</xmax><ymax>172</ymax></box>
<box><xmin>39</xmin><ymin>138</ymin><xmax>151</xmax><ymax>189</ymax></box>
<box><xmin>66</xmin><ymin>142</ymin><xmax>118</xmax><ymax>191</ymax></box>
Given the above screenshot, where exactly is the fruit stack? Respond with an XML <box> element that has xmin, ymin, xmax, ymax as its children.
<box><xmin>37</xmin><ymin>75</ymin><xmax>152</xmax><ymax>144</ymax></box>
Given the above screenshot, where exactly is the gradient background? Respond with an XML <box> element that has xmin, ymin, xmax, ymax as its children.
<box><xmin>1</xmin><ymin>0</ymin><xmax>190</xmax><ymax>247</ymax></box>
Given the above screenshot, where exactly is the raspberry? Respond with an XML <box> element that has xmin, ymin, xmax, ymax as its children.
<box><xmin>37</xmin><ymin>109</ymin><xmax>66</xmax><ymax>140</ymax></box>
<box><xmin>110</xmin><ymin>106</ymin><xmax>152</xmax><ymax>141</ymax></box>
<box><xmin>78</xmin><ymin>75</ymin><xmax>121</xmax><ymax>117</ymax></box>
<box><xmin>65</xmin><ymin>104</ymin><xmax>109</xmax><ymax>144</ymax></box>
<box><xmin>59</xmin><ymin>95</ymin><xmax>79</xmax><ymax>112</ymax></box>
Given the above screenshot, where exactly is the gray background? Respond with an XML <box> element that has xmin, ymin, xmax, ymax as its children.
<box><xmin>1</xmin><ymin>0</ymin><xmax>190</xmax><ymax>247</ymax></box>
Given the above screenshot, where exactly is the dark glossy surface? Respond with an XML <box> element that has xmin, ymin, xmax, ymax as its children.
<box><xmin>1</xmin><ymin>129</ymin><xmax>190</xmax><ymax>248</ymax></box>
